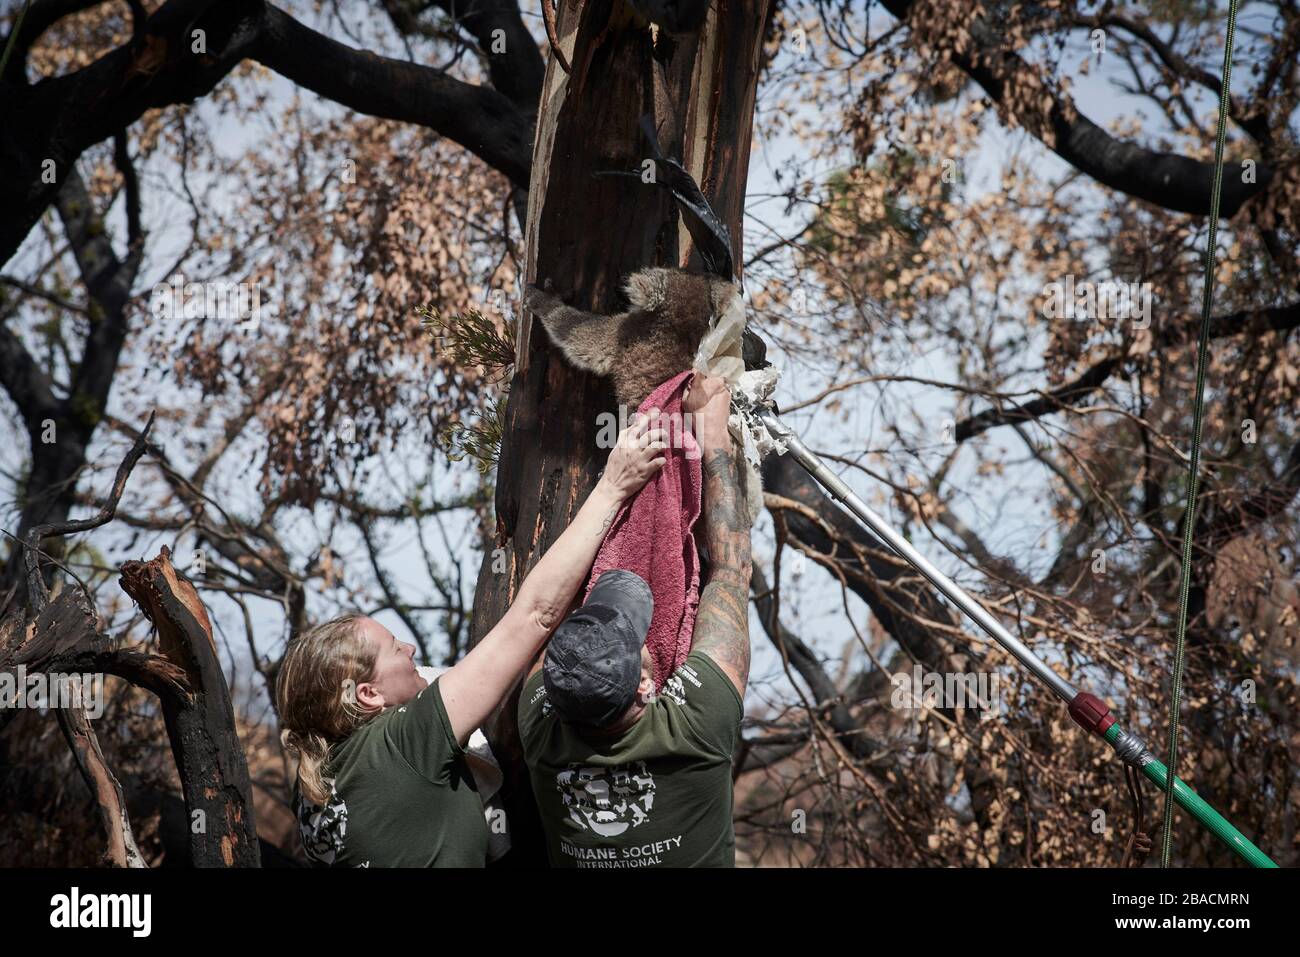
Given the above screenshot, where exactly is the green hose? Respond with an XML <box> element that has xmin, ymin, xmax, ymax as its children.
<box><xmin>1104</xmin><ymin>723</ymin><xmax>1276</xmax><ymax>868</ymax></box>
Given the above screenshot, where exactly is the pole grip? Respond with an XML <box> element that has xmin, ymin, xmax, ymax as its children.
<box><xmin>1071</xmin><ymin>696</ymin><xmax>1275</xmax><ymax>866</ymax></box>
<box><xmin>1102</xmin><ymin>722</ymin><xmax>1277</xmax><ymax>868</ymax></box>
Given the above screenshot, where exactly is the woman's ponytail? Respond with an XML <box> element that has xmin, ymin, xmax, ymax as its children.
<box><xmin>275</xmin><ymin>614</ymin><xmax>378</xmax><ymax>805</ymax></box>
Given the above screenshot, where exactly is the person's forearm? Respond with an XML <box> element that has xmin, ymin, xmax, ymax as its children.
<box><xmin>439</xmin><ymin>470</ymin><xmax>639</xmax><ymax>744</ymax></box>
<box><xmin>510</xmin><ymin>478</ymin><xmax>623</xmax><ymax>635</ymax></box>
<box><xmin>690</xmin><ymin>430</ymin><xmax>752</xmax><ymax>686</ymax></box>
<box><xmin>699</xmin><ymin>432</ymin><xmax>751</xmax><ymax>586</ymax></box>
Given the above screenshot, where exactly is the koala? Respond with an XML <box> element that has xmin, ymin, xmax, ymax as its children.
<box><xmin>525</xmin><ymin>267</ymin><xmax>739</xmax><ymax>409</ymax></box>
<box><xmin>527</xmin><ymin>266</ymin><xmax>769</xmax><ymax>527</ymax></box>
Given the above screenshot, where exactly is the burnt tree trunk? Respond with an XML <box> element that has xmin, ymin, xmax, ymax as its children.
<box><xmin>119</xmin><ymin>547</ymin><xmax>260</xmax><ymax>867</ymax></box>
<box><xmin>469</xmin><ymin>0</ymin><xmax>771</xmax><ymax>865</ymax></box>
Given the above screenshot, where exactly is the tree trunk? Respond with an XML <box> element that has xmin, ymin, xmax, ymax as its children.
<box><xmin>469</xmin><ymin>0</ymin><xmax>770</xmax><ymax>865</ymax></box>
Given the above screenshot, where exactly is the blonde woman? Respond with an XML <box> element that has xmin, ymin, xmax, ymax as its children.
<box><xmin>276</xmin><ymin>413</ymin><xmax>668</xmax><ymax>867</ymax></box>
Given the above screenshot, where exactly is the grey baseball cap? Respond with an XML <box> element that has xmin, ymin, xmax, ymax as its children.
<box><xmin>542</xmin><ymin>569</ymin><xmax>654</xmax><ymax>728</ymax></box>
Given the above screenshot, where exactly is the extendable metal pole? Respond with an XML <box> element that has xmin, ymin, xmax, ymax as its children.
<box><xmin>758</xmin><ymin>409</ymin><xmax>1278</xmax><ymax>867</ymax></box>
<box><xmin>759</xmin><ymin>410</ymin><xmax>1076</xmax><ymax>701</ymax></box>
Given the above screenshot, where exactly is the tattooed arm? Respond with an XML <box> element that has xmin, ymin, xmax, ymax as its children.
<box><xmin>686</xmin><ymin>376</ymin><xmax>753</xmax><ymax>696</ymax></box>
<box><xmin>442</xmin><ymin>413</ymin><xmax>667</xmax><ymax>743</ymax></box>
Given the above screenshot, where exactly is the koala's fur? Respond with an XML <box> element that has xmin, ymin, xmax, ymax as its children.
<box><xmin>525</xmin><ymin>267</ymin><xmax>740</xmax><ymax>409</ymax></box>
<box><xmin>528</xmin><ymin>267</ymin><xmax>766</xmax><ymax>526</ymax></box>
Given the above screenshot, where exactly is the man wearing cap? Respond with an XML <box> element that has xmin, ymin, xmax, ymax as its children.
<box><xmin>518</xmin><ymin>374</ymin><xmax>751</xmax><ymax>868</ymax></box>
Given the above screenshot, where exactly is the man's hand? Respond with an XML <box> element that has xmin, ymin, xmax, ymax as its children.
<box><xmin>597</xmin><ymin>410</ymin><xmax>668</xmax><ymax>502</ymax></box>
<box><xmin>684</xmin><ymin>374</ymin><xmax>731</xmax><ymax>449</ymax></box>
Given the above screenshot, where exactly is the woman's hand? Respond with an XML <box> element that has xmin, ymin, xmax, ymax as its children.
<box><xmin>598</xmin><ymin>410</ymin><xmax>668</xmax><ymax>501</ymax></box>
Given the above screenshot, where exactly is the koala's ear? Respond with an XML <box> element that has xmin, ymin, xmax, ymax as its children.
<box><xmin>623</xmin><ymin>268</ymin><xmax>671</xmax><ymax>312</ymax></box>
<box><xmin>707</xmin><ymin>277</ymin><xmax>742</xmax><ymax>314</ymax></box>
<box><xmin>527</xmin><ymin>285</ymin><xmax>624</xmax><ymax>377</ymax></box>
<box><xmin>524</xmin><ymin>284</ymin><xmax>562</xmax><ymax>317</ymax></box>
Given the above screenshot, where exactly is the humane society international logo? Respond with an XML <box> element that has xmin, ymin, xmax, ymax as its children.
<box><xmin>557</xmin><ymin>761</ymin><xmax>655</xmax><ymax>837</ymax></box>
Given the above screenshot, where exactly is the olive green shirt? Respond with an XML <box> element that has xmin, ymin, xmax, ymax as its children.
<box><xmin>519</xmin><ymin>651</ymin><xmax>743</xmax><ymax>868</ymax></box>
<box><xmin>295</xmin><ymin>677</ymin><xmax>488</xmax><ymax>867</ymax></box>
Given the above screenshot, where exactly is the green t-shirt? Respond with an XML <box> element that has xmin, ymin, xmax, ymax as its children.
<box><xmin>519</xmin><ymin>651</ymin><xmax>743</xmax><ymax>868</ymax></box>
<box><xmin>295</xmin><ymin>677</ymin><xmax>488</xmax><ymax>868</ymax></box>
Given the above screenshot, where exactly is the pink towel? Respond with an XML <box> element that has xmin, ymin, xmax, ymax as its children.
<box><xmin>585</xmin><ymin>370</ymin><xmax>702</xmax><ymax>690</ymax></box>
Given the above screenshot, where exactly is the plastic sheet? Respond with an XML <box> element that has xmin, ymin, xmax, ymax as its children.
<box><xmin>692</xmin><ymin>288</ymin><xmax>783</xmax><ymax>521</ymax></box>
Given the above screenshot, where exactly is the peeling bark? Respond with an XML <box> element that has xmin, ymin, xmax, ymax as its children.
<box><xmin>56</xmin><ymin>705</ymin><xmax>147</xmax><ymax>868</ymax></box>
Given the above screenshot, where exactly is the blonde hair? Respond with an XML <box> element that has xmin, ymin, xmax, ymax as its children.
<box><xmin>276</xmin><ymin>614</ymin><xmax>378</xmax><ymax>806</ymax></box>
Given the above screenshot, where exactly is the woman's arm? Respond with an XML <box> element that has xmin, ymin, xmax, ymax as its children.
<box><xmin>438</xmin><ymin>412</ymin><xmax>668</xmax><ymax>744</ymax></box>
